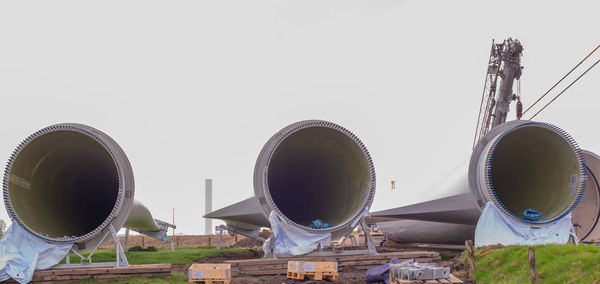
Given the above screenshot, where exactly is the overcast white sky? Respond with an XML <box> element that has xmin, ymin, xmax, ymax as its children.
<box><xmin>0</xmin><ymin>1</ymin><xmax>598</xmax><ymax>235</ymax></box>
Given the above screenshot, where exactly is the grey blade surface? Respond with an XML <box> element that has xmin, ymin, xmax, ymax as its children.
<box><xmin>370</xmin><ymin>193</ymin><xmax>481</xmax><ymax>225</ymax></box>
<box><xmin>124</xmin><ymin>200</ymin><xmax>161</xmax><ymax>231</ymax></box>
<box><xmin>204</xmin><ymin>196</ymin><xmax>270</xmax><ymax>229</ymax></box>
<box><xmin>379</xmin><ymin>219</ymin><xmax>476</xmax><ymax>244</ymax></box>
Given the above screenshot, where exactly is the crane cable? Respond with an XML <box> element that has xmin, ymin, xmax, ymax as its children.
<box><xmin>529</xmin><ymin>57</ymin><xmax>600</xmax><ymax>120</ymax></box>
<box><xmin>522</xmin><ymin>44</ymin><xmax>600</xmax><ymax>116</ymax></box>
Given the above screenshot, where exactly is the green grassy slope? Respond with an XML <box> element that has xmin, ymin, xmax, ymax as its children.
<box><xmin>473</xmin><ymin>244</ymin><xmax>600</xmax><ymax>284</ymax></box>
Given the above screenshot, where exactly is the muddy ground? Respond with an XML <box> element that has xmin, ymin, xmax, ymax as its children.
<box><xmin>175</xmin><ymin>246</ymin><xmax>473</xmax><ymax>284</ymax></box>
<box><xmin>234</xmin><ymin>271</ymin><xmax>368</xmax><ymax>284</ymax></box>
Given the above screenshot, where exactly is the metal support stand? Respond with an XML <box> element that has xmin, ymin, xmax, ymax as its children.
<box><xmin>215</xmin><ymin>225</ymin><xmax>265</xmax><ymax>250</ymax></box>
<box><xmin>123</xmin><ymin>228</ymin><xmax>130</xmax><ymax>250</ymax></box>
<box><xmin>124</xmin><ymin>226</ymin><xmax>174</xmax><ymax>251</ymax></box>
<box><xmin>129</xmin><ymin>219</ymin><xmax>176</xmax><ymax>252</ymax></box>
<box><xmin>111</xmin><ymin>225</ymin><xmax>129</xmax><ymax>268</ymax></box>
<box><xmin>360</xmin><ymin>218</ymin><xmax>377</xmax><ymax>255</ymax></box>
<box><xmin>273</xmin><ymin>216</ymin><xmax>378</xmax><ymax>258</ymax></box>
<box><xmin>53</xmin><ymin>224</ymin><xmax>129</xmax><ymax>269</ymax></box>
<box><xmin>266</xmin><ymin>235</ymin><xmax>276</xmax><ymax>259</ymax></box>
<box><xmin>217</xmin><ymin>230</ymin><xmax>222</xmax><ymax>250</ymax></box>
<box><xmin>349</xmin><ymin>234</ymin><xmax>358</xmax><ymax>247</ymax></box>
<box><xmin>328</xmin><ymin>217</ymin><xmax>376</xmax><ymax>255</ymax></box>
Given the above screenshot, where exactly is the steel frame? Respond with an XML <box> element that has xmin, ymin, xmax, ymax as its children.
<box><xmin>53</xmin><ymin>224</ymin><xmax>129</xmax><ymax>269</ymax></box>
<box><xmin>264</xmin><ymin>216</ymin><xmax>377</xmax><ymax>258</ymax></box>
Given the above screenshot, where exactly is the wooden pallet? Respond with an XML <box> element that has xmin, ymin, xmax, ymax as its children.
<box><xmin>188</xmin><ymin>263</ymin><xmax>231</xmax><ymax>284</ymax></box>
<box><xmin>287</xmin><ymin>261</ymin><xmax>338</xmax><ymax>281</ymax></box>
<box><xmin>287</xmin><ymin>271</ymin><xmax>339</xmax><ymax>281</ymax></box>
<box><xmin>188</xmin><ymin>279</ymin><xmax>230</xmax><ymax>284</ymax></box>
<box><xmin>389</xmin><ymin>273</ymin><xmax>464</xmax><ymax>284</ymax></box>
<box><xmin>225</xmin><ymin>251</ymin><xmax>440</xmax><ymax>277</ymax></box>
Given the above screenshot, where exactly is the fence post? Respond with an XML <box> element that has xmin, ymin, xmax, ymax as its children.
<box><xmin>465</xmin><ymin>240</ymin><xmax>476</xmax><ymax>279</ymax></box>
<box><xmin>528</xmin><ymin>247</ymin><xmax>538</xmax><ymax>284</ymax></box>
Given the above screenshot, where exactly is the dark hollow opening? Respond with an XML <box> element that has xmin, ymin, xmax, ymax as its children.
<box><xmin>489</xmin><ymin>126</ymin><xmax>579</xmax><ymax>223</ymax></box>
<box><xmin>267</xmin><ymin>127</ymin><xmax>370</xmax><ymax>228</ymax></box>
<box><xmin>8</xmin><ymin>131</ymin><xmax>119</xmax><ymax>238</ymax></box>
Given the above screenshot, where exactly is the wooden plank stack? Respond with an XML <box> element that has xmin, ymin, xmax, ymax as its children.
<box><xmin>287</xmin><ymin>261</ymin><xmax>339</xmax><ymax>281</ymax></box>
<box><xmin>225</xmin><ymin>251</ymin><xmax>440</xmax><ymax>277</ymax></box>
<box><xmin>188</xmin><ymin>263</ymin><xmax>231</xmax><ymax>284</ymax></box>
<box><xmin>4</xmin><ymin>264</ymin><xmax>171</xmax><ymax>283</ymax></box>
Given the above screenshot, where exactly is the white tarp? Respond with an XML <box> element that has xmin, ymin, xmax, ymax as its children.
<box><xmin>475</xmin><ymin>202</ymin><xmax>577</xmax><ymax>247</ymax></box>
<box><xmin>0</xmin><ymin>223</ymin><xmax>72</xmax><ymax>284</ymax></box>
<box><xmin>263</xmin><ymin>211</ymin><xmax>331</xmax><ymax>256</ymax></box>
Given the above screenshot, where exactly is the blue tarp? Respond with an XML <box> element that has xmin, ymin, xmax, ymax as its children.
<box><xmin>308</xmin><ymin>219</ymin><xmax>332</xmax><ymax>229</ymax></box>
<box><xmin>0</xmin><ymin>224</ymin><xmax>72</xmax><ymax>283</ymax></box>
<box><xmin>365</xmin><ymin>257</ymin><xmax>399</xmax><ymax>283</ymax></box>
<box><xmin>522</xmin><ymin>208</ymin><xmax>543</xmax><ymax>222</ymax></box>
<box><xmin>475</xmin><ymin>202</ymin><xmax>577</xmax><ymax>247</ymax></box>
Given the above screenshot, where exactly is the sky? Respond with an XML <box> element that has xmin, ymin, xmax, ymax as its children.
<box><xmin>0</xmin><ymin>1</ymin><xmax>599</xmax><ymax>235</ymax></box>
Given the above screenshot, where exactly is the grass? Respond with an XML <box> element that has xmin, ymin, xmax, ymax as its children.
<box><xmin>60</xmin><ymin>247</ymin><xmax>255</xmax><ymax>283</ymax></box>
<box><xmin>470</xmin><ymin>244</ymin><xmax>600</xmax><ymax>284</ymax></box>
<box><xmin>61</xmin><ymin>246</ymin><xmax>248</xmax><ymax>265</ymax></box>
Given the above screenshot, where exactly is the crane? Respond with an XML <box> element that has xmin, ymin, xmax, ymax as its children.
<box><xmin>473</xmin><ymin>38</ymin><xmax>524</xmax><ymax>148</ymax></box>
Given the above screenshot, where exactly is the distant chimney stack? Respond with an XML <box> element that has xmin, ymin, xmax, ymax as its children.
<box><xmin>205</xmin><ymin>179</ymin><xmax>213</xmax><ymax>235</ymax></box>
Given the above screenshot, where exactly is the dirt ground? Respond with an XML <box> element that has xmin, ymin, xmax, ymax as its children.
<box><xmin>175</xmin><ymin>245</ymin><xmax>473</xmax><ymax>284</ymax></box>
<box><xmin>165</xmin><ymin>233</ymin><xmax>474</xmax><ymax>283</ymax></box>
<box><xmin>234</xmin><ymin>271</ymin><xmax>368</xmax><ymax>284</ymax></box>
